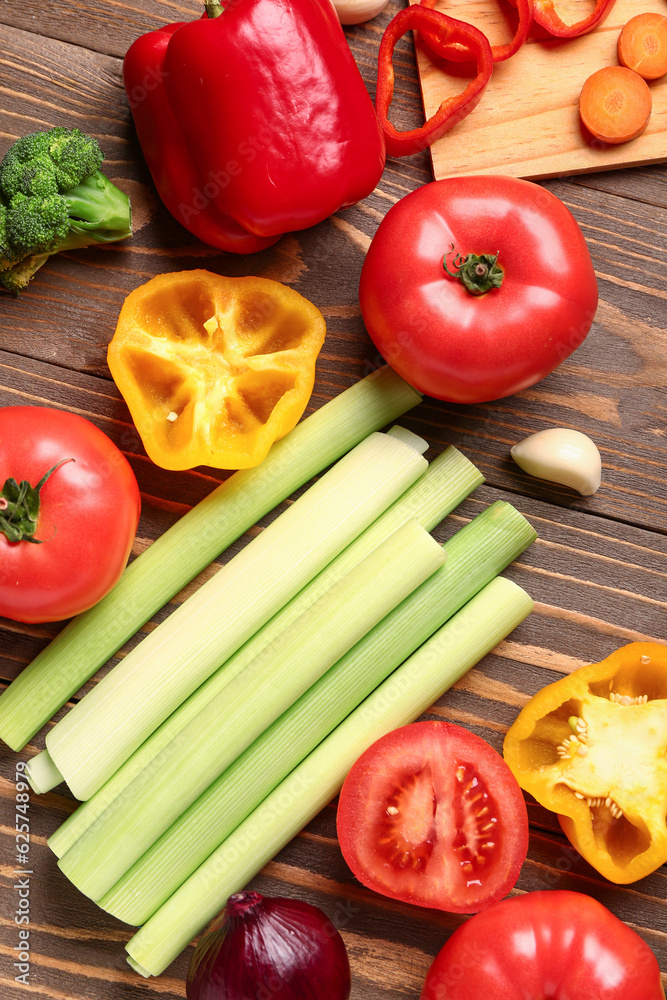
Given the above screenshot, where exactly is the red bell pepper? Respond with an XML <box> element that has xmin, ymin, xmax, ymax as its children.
<box><xmin>376</xmin><ymin>7</ymin><xmax>493</xmax><ymax>158</ymax></box>
<box><xmin>123</xmin><ymin>0</ymin><xmax>385</xmax><ymax>254</ymax></box>
<box><xmin>419</xmin><ymin>0</ymin><xmax>533</xmax><ymax>62</ymax></box>
<box><xmin>512</xmin><ymin>0</ymin><xmax>616</xmax><ymax>37</ymax></box>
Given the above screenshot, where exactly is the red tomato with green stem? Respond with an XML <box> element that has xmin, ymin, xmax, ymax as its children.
<box><xmin>0</xmin><ymin>406</ymin><xmax>141</xmax><ymax>624</ymax></box>
<box><xmin>336</xmin><ymin>721</ymin><xmax>528</xmax><ymax>913</ymax></box>
<box><xmin>359</xmin><ymin>175</ymin><xmax>598</xmax><ymax>404</ymax></box>
<box><xmin>420</xmin><ymin>890</ymin><xmax>665</xmax><ymax>999</ymax></box>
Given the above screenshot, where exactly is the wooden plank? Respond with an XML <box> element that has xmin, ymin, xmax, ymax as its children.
<box><xmin>0</xmin><ymin>19</ymin><xmax>667</xmax><ymax>530</ymax></box>
<box><xmin>0</xmin><ymin>0</ymin><xmax>187</xmax><ymax>59</ymax></box>
<box><xmin>0</xmin><ymin>14</ymin><xmax>427</xmax><ymax>376</ymax></box>
<box><xmin>2</xmin><ymin>405</ymin><xmax>664</xmax><ymax>990</ymax></box>
<box><xmin>0</xmin><ymin>24</ymin><xmax>664</xmax><ymax>534</ymax></box>
<box><xmin>0</xmin><ymin>5</ymin><xmax>666</xmax><ymax>999</ymax></box>
<box><xmin>0</xmin><ymin>0</ymin><xmax>415</xmax><ymax>121</ymax></box>
<box><xmin>572</xmin><ymin>165</ymin><xmax>667</xmax><ymax>211</ymax></box>
<box><xmin>1</xmin><ymin>226</ymin><xmax>667</xmax><ymax>541</ymax></box>
<box><xmin>4</xmin><ymin>475</ymin><xmax>666</xmax><ymax>739</ymax></box>
<box><xmin>416</xmin><ymin>0</ymin><xmax>667</xmax><ymax>180</ymax></box>
<box><xmin>2</xmin><ymin>591</ymin><xmax>667</xmax><ymax>999</ymax></box>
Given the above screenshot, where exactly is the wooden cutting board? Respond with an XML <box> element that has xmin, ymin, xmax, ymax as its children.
<box><xmin>413</xmin><ymin>0</ymin><xmax>667</xmax><ymax>179</ymax></box>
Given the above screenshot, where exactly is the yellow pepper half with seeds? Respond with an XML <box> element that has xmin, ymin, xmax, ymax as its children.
<box><xmin>503</xmin><ymin>641</ymin><xmax>667</xmax><ymax>884</ymax></box>
<box><xmin>108</xmin><ymin>270</ymin><xmax>326</xmax><ymax>471</ymax></box>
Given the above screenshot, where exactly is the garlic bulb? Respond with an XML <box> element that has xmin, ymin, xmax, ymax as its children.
<box><xmin>510</xmin><ymin>428</ymin><xmax>602</xmax><ymax>496</ymax></box>
<box><xmin>331</xmin><ymin>0</ymin><xmax>389</xmax><ymax>25</ymax></box>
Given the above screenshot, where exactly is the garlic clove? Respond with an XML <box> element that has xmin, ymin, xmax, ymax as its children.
<box><xmin>510</xmin><ymin>428</ymin><xmax>602</xmax><ymax>496</ymax></box>
<box><xmin>331</xmin><ymin>0</ymin><xmax>390</xmax><ymax>25</ymax></box>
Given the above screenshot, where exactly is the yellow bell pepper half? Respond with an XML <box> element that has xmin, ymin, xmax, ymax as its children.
<box><xmin>108</xmin><ymin>270</ymin><xmax>326</xmax><ymax>471</ymax></box>
<box><xmin>503</xmin><ymin>642</ymin><xmax>667</xmax><ymax>884</ymax></box>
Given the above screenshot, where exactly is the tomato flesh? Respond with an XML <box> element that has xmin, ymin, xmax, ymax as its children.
<box><xmin>336</xmin><ymin>721</ymin><xmax>528</xmax><ymax>912</ymax></box>
<box><xmin>379</xmin><ymin>767</ymin><xmax>437</xmax><ymax>871</ymax></box>
<box><xmin>451</xmin><ymin>762</ymin><xmax>500</xmax><ymax>880</ymax></box>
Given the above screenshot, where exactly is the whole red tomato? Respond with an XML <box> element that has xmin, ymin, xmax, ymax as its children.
<box><xmin>359</xmin><ymin>176</ymin><xmax>598</xmax><ymax>403</ymax></box>
<box><xmin>0</xmin><ymin>406</ymin><xmax>141</xmax><ymax>624</ymax></box>
<box><xmin>336</xmin><ymin>721</ymin><xmax>528</xmax><ymax>913</ymax></box>
<box><xmin>420</xmin><ymin>890</ymin><xmax>665</xmax><ymax>999</ymax></box>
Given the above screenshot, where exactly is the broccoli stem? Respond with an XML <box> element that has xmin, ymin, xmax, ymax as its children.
<box><xmin>0</xmin><ymin>172</ymin><xmax>132</xmax><ymax>293</ymax></box>
<box><xmin>0</xmin><ymin>128</ymin><xmax>134</xmax><ymax>293</ymax></box>
<box><xmin>65</xmin><ymin>171</ymin><xmax>132</xmax><ymax>240</ymax></box>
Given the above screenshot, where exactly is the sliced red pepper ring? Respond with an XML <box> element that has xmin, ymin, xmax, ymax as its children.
<box><xmin>419</xmin><ymin>0</ymin><xmax>533</xmax><ymax>62</ymax></box>
<box><xmin>376</xmin><ymin>7</ymin><xmax>494</xmax><ymax>158</ymax></box>
<box><xmin>510</xmin><ymin>0</ymin><xmax>616</xmax><ymax>38</ymax></box>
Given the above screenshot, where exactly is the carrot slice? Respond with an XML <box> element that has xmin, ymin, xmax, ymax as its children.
<box><xmin>618</xmin><ymin>13</ymin><xmax>667</xmax><ymax>81</ymax></box>
<box><xmin>579</xmin><ymin>66</ymin><xmax>652</xmax><ymax>145</ymax></box>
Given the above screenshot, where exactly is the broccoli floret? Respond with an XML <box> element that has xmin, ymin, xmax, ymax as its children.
<box><xmin>0</xmin><ymin>126</ymin><xmax>132</xmax><ymax>293</ymax></box>
<box><xmin>6</xmin><ymin>193</ymin><xmax>70</xmax><ymax>254</ymax></box>
<box><xmin>0</xmin><ymin>253</ymin><xmax>52</xmax><ymax>294</ymax></box>
<box><xmin>0</xmin><ymin>203</ymin><xmax>15</xmax><ymax>267</ymax></box>
<box><xmin>46</xmin><ymin>126</ymin><xmax>103</xmax><ymax>191</ymax></box>
<box><xmin>1</xmin><ymin>157</ymin><xmax>59</xmax><ymax>201</ymax></box>
<box><xmin>1</xmin><ymin>127</ymin><xmax>103</xmax><ymax>198</ymax></box>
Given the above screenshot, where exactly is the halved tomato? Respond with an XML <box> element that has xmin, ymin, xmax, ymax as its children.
<box><xmin>336</xmin><ymin>721</ymin><xmax>528</xmax><ymax>912</ymax></box>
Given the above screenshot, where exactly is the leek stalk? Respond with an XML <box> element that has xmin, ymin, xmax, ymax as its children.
<box><xmin>48</xmin><ymin>444</ymin><xmax>483</xmax><ymax>859</ymax></box>
<box><xmin>57</xmin><ymin>519</ymin><xmax>446</xmax><ymax>899</ymax></box>
<box><xmin>101</xmin><ymin>500</ymin><xmax>535</xmax><ymax>925</ymax></box>
<box><xmin>0</xmin><ymin>367</ymin><xmax>420</xmax><ymax>752</ymax></box>
<box><xmin>125</xmin><ymin>575</ymin><xmax>534</xmax><ymax>977</ymax></box>
<box><xmin>29</xmin><ymin>428</ymin><xmax>428</xmax><ymax>800</ymax></box>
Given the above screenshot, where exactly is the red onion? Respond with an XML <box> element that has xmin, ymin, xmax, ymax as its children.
<box><xmin>186</xmin><ymin>891</ymin><xmax>351</xmax><ymax>1000</ymax></box>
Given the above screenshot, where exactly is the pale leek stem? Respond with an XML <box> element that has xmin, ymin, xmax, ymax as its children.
<box><xmin>48</xmin><ymin>444</ymin><xmax>482</xmax><ymax>858</ymax></box>
<box><xmin>57</xmin><ymin>519</ymin><xmax>446</xmax><ymax>900</ymax></box>
<box><xmin>0</xmin><ymin>367</ymin><xmax>420</xmax><ymax>752</ymax></box>
<box><xmin>101</xmin><ymin>501</ymin><xmax>535</xmax><ymax>925</ymax></box>
<box><xmin>125</xmin><ymin>576</ymin><xmax>534</xmax><ymax>977</ymax></box>
<box><xmin>32</xmin><ymin>429</ymin><xmax>427</xmax><ymax>800</ymax></box>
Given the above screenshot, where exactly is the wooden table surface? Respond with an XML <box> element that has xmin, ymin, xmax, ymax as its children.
<box><xmin>1</xmin><ymin>2</ymin><xmax>666</xmax><ymax>998</ymax></box>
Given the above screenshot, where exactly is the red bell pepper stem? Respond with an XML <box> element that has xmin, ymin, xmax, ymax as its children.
<box><xmin>419</xmin><ymin>0</ymin><xmax>533</xmax><ymax>62</ymax></box>
<box><xmin>531</xmin><ymin>0</ymin><xmax>615</xmax><ymax>37</ymax></box>
<box><xmin>376</xmin><ymin>7</ymin><xmax>493</xmax><ymax>159</ymax></box>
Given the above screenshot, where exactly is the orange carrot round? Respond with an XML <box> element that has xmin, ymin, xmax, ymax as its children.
<box><xmin>618</xmin><ymin>13</ymin><xmax>667</xmax><ymax>81</ymax></box>
<box><xmin>579</xmin><ymin>65</ymin><xmax>652</xmax><ymax>145</ymax></box>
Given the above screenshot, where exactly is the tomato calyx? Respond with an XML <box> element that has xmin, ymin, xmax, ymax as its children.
<box><xmin>0</xmin><ymin>459</ymin><xmax>74</xmax><ymax>544</ymax></box>
<box><xmin>443</xmin><ymin>244</ymin><xmax>504</xmax><ymax>295</ymax></box>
